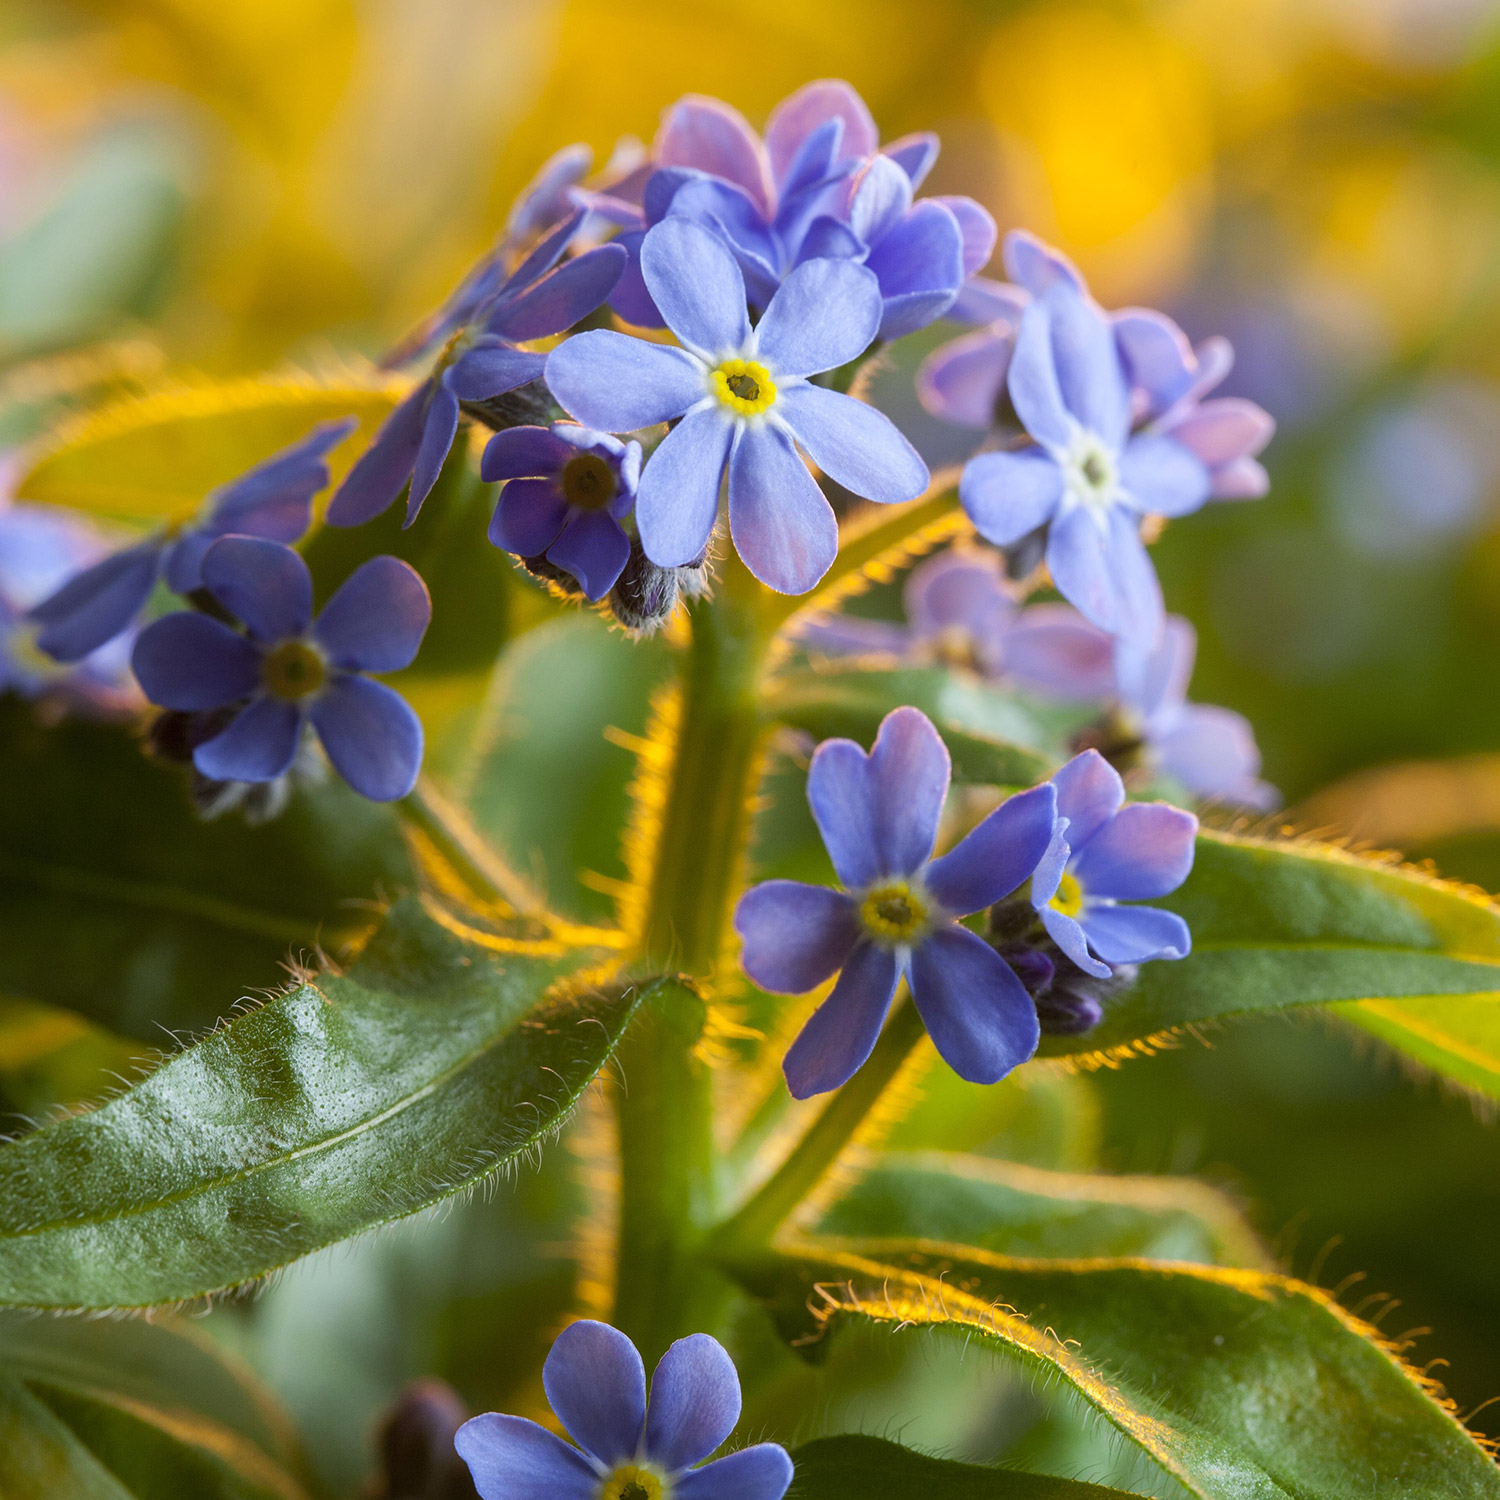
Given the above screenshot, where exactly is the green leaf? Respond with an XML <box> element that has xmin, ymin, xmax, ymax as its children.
<box><xmin>0</xmin><ymin>895</ymin><xmax>662</xmax><ymax>1309</ymax></box>
<box><xmin>0</xmin><ymin>996</ymin><xmax>149</xmax><ymax>1121</ymax></box>
<box><xmin>0</xmin><ymin>697</ymin><xmax>411</xmax><ymax>1038</ymax></box>
<box><xmin>1039</xmin><ymin>830</ymin><xmax>1500</xmax><ymax>1067</ymax></box>
<box><xmin>0</xmin><ymin>1377</ymin><xmax>131</xmax><ymax>1500</ymax></box>
<box><xmin>817</xmin><ymin>1152</ymin><xmax>1267</xmax><ymax>1268</ymax></box>
<box><xmin>789</xmin><ymin>1434</ymin><xmax>1146</xmax><ymax>1499</ymax></box>
<box><xmin>1333</xmin><ymin>996</ymin><xmax>1500</xmax><ymax>1098</ymax></box>
<box><xmin>757</xmin><ymin>1239</ymin><xmax>1500</xmax><ymax>1500</ymax></box>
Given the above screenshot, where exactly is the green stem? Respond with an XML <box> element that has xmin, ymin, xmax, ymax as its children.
<box><xmin>711</xmin><ymin>997</ymin><xmax>928</xmax><ymax>1254</ymax></box>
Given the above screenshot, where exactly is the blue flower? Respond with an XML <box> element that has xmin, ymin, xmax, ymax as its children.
<box><xmin>1030</xmin><ymin>749</ymin><xmax>1197</xmax><ymax>978</ymax></box>
<box><xmin>735</xmin><ymin>706</ymin><xmax>1059</xmax><ymax>1097</ymax></box>
<box><xmin>131</xmin><ymin>536</ymin><xmax>430</xmax><ymax>802</ymax></box>
<box><xmin>546</xmin><ymin>218</ymin><xmax>928</xmax><ymax>595</ymax></box>
<box><xmin>328</xmin><ymin>212</ymin><xmax>627</xmax><ymax>531</ymax></box>
<box><xmin>482</xmin><ymin>423</ymin><xmax>642</xmax><ymax>601</ymax></box>
<box><xmin>27</xmin><ymin>418</ymin><xmax>356</xmax><ymax>664</ymax></box>
<box><xmin>455</xmin><ymin>1320</ymin><xmax>792</xmax><ymax>1500</ymax></box>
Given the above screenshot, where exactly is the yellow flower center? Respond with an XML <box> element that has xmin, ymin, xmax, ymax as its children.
<box><xmin>600</xmin><ymin>1463</ymin><xmax>668</xmax><ymax>1500</ymax></box>
<box><xmin>711</xmin><ymin>358</ymin><xmax>777</xmax><ymax>417</ymax></box>
<box><xmin>262</xmin><ymin>640</ymin><xmax>327</xmax><ymax>701</ymax></box>
<box><xmin>1049</xmin><ymin>871</ymin><xmax>1085</xmax><ymax>919</ymax></box>
<box><xmin>859</xmin><ymin>880</ymin><xmax>931</xmax><ymax>945</ymax></box>
<box><xmin>561</xmin><ymin>451</ymin><xmax>618</xmax><ymax>511</ymax></box>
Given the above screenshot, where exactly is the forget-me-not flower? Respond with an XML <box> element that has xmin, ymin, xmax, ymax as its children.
<box><xmin>328</xmin><ymin>212</ymin><xmax>627</xmax><ymax>531</ymax></box>
<box><xmin>455</xmin><ymin>1320</ymin><xmax>792</xmax><ymax>1500</ymax></box>
<box><xmin>482</xmin><ymin>423</ymin><xmax>642</xmax><ymax>601</ymax></box>
<box><xmin>132</xmin><ymin>537</ymin><xmax>430</xmax><ymax>802</ymax></box>
<box><xmin>735</xmin><ymin>706</ymin><xmax>1058</xmax><ymax>1097</ymax></box>
<box><xmin>1030</xmin><ymin>749</ymin><xmax>1196</xmax><ymax>979</ymax></box>
<box><xmin>546</xmin><ymin>217</ymin><xmax>927</xmax><ymax>594</ymax></box>
<box><xmin>28</xmin><ymin>418</ymin><xmax>357</xmax><ymax>664</ymax></box>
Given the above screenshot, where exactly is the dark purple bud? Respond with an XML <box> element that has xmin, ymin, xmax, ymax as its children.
<box><xmin>1034</xmin><ymin>983</ymin><xmax>1104</xmax><ymax>1036</ymax></box>
<box><xmin>988</xmin><ymin>894</ymin><xmax>1041</xmax><ymax>943</ymax></box>
<box><xmin>146</xmin><ymin>706</ymin><xmax>241</xmax><ymax>765</ymax></box>
<box><xmin>460</xmin><ymin>378</ymin><xmax>561</xmax><ymax>433</ymax></box>
<box><xmin>609</xmin><ymin>536</ymin><xmax>681</xmax><ymax>634</ymax></box>
<box><xmin>520</xmin><ymin>550</ymin><xmax>587</xmax><ymax>599</ymax></box>
<box><xmin>1001</xmin><ymin>943</ymin><xmax>1055</xmax><ymax>996</ymax></box>
<box><xmin>368</xmin><ymin>1379</ymin><xmax>479</xmax><ymax>1500</ymax></box>
<box><xmin>1002</xmin><ymin>525</ymin><xmax>1047</xmax><ymax>582</ymax></box>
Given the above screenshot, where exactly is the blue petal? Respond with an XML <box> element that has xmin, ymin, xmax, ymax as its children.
<box><xmin>806</xmin><ymin>738</ymin><xmax>880</xmax><ymax>890</ymax></box>
<box><xmin>1119</xmin><ymin>432</ymin><xmax>1210</xmax><ymax>519</ymax></box>
<box><xmin>734</xmin><ymin>881</ymin><xmax>859</xmax><ymax>994</ymax></box>
<box><xmin>1000</xmin><ymin>604</ymin><xmax>1116</xmax><ymax>702</ymax></box>
<box><xmin>506</xmin><ymin>142</ymin><xmax>593</xmax><ymax>241</ymax></box>
<box><xmin>1115</xmin><ymin>614</ymin><xmax>1194</xmax><ymax>721</ymax></box>
<box><xmin>407</xmin><ymin>381</ymin><xmax>460</xmax><ymax>524</ymax></box>
<box><xmin>313</xmin><ymin>555</ymin><xmax>431</xmax><ymax>672</ymax></box>
<box><xmin>445</xmin><ymin>339</ymin><xmax>547</xmax><ymax>403</ymax></box>
<box><xmin>949</xmin><ymin>276</ymin><xmax>1028</xmax><ymax>325</ymax></box>
<box><xmin>131</xmin><ymin>612</ymin><xmax>260</xmax><ymax>710</ymax></box>
<box><xmin>1007</xmin><ymin>302</ymin><xmax>1073</xmax><ymax>451</ymax></box>
<box><xmin>501</xmin><ymin>209</ymin><xmax>586</xmax><ymax>301</ymax></box>
<box><xmin>959</xmin><ymin>448</ymin><xmax>1065</xmax><ymax>547</ymax></box>
<box><xmin>1002</xmin><ymin>229</ymin><xmax>1085</xmax><ymax>297</ymax></box>
<box><xmin>645</xmin><ymin>1333</ymin><xmax>740</xmax><ymax>1472</ymax></box>
<box><xmin>1045</xmin><ymin>506</ymin><xmax>1163</xmax><ymax>642</ymax></box>
<box><xmin>755</xmin><ymin>259</ymin><xmax>882</xmax><ymax>379</ymax></box>
<box><xmin>1051</xmin><ymin>749</ymin><xmax>1125</xmax><ymax>853</ymax></box>
<box><xmin>796</xmin><ymin>613</ymin><xmax>912</xmax><ymax>659</ymax></box>
<box><xmin>883</xmin><ymin>132</ymin><xmax>940</xmax><ymax>189</ymax></box>
<box><xmin>916</xmin><ymin>328</ymin><xmax>1014</xmax><ymax>431</ymax></box>
<box><xmin>542</xmin><ymin>1320</ymin><xmax>646</xmax><ymax>1467</ymax></box>
<box><xmin>608</xmin><ymin>229</ymin><xmax>665</xmax><ymax>329</ymax></box>
<box><xmin>487</xmin><ymin>243</ymin><xmax>627</xmax><ymax>341</ymax></box>
<box><xmin>782</xmin><ymin>939</ymin><xmax>901</xmax><ymax>1099</ymax></box>
<box><xmin>1040</xmin><ymin>906</ymin><xmax>1112</xmax><ymax>978</ymax></box>
<box><xmin>636</xmin><ymin>405</ymin><xmax>732</xmax><ymax>568</ymax></box>
<box><xmin>726</xmin><ymin>424</ymin><xmax>836</xmax><ymax>594</ymax></box>
<box><xmin>925</xmin><ymin>782</ymin><xmax>1059</xmax><ymax>916</ymax></box>
<box><xmin>325</xmin><ymin>385</ymin><xmax>427</xmax><ymax>527</ymax></box>
<box><xmin>30</xmin><ymin>542</ymin><xmax>161</xmax><ymax>662</ymax></box>
<box><xmin>909</xmin><ymin>926</ymin><xmax>1040</xmax><ymax>1084</ymax></box>
<box><xmin>195</xmin><ymin>696</ymin><xmax>303</xmax><ymax>783</ymax></box>
<box><xmin>1080</xmin><ymin>903</ymin><xmax>1192</xmax><ymax>963</ymax></box>
<box><xmin>867</xmin><ymin>705</ymin><xmax>950</xmax><ymax>881</ymax></box>
<box><xmin>161</xmin><ymin>531</ymin><xmax>219</xmax><ymax>596</ymax></box>
<box><xmin>309</xmin><ymin>675</ymin><xmax>424</xmax><ymax>801</ymax></box>
<box><xmin>201</xmin><ymin>536</ymin><xmax>312</xmax><ymax>642</ymax></box>
<box><xmin>932</xmin><ymin>195</ymin><xmax>997</xmax><ymax>277</ymax></box>
<box><xmin>1071</xmin><ymin>801</ymin><xmax>1197</xmax><ymax>900</ymax></box>
<box><xmin>489</xmin><ymin>478</ymin><xmax>571</xmax><ymax>557</ymax></box>
<box><xmin>1102</xmin><ymin>505</ymin><xmax>1164</xmax><ymax>646</ymax></box>
<box><xmin>792</xmin><ymin>214</ymin><xmax>864</xmax><ymax>264</ymax></box>
<box><xmin>848</xmin><ymin>155</ymin><xmax>913</xmax><ymax>249</ymax></box>
<box><xmin>675</xmin><ymin>1444</ymin><xmax>794</xmax><ymax>1500</ymax></box>
<box><xmin>1045</xmin><ymin>285</ymin><xmax>1129</xmax><ymax>449</ymax></box>
<box><xmin>455</xmin><ymin>1414</ymin><xmax>598</xmax><ymax>1500</ymax></box>
<box><xmin>773</xmin><ymin>116</ymin><xmax>842</xmax><ymax>202</ymax></box>
<box><xmin>547</xmin><ymin>509</ymin><xmax>631</xmax><ymax>601</ymax></box>
<box><xmin>878</xmin><ymin>289</ymin><xmax>965</xmax><ymax>342</ymax></box>
<box><xmin>481</xmin><ymin>425</ymin><xmax>572</xmax><ymax>482</ymax></box>
<box><xmin>641</xmin><ymin>218</ymin><xmax>751</xmax><ymax>360</ymax></box>
<box><xmin>546</xmin><ymin>331</ymin><xmax>707</xmax><ymax>431</ymax></box>
<box><xmin>1029</xmin><ymin>826</ymin><xmax>1071</xmax><ymax>911</ymax></box>
<box><xmin>1113</xmin><ymin>308</ymin><xmax>1196</xmax><ymax>417</ymax></box>
<box><xmin>865</xmin><ymin>203</ymin><xmax>965</xmax><ymax>337</ymax></box>
<box><xmin>776</xmin><ymin>385</ymin><xmax>927</xmax><ymax>504</ymax></box>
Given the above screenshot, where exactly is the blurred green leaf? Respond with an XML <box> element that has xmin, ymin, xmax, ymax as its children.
<box><xmin>756</xmin><ymin>1239</ymin><xmax>1500</xmax><ymax>1500</ymax></box>
<box><xmin>1334</xmin><ymin>996</ymin><xmax>1500</xmax><ymax>1099</ymax></box>
<box><xmin>817</xmin><ymin>1152</ymin><xmax>1267</xmax><ymax>1267</ymax></box>
<box><xmin>0</xmin><ymin>896</ymin><xmax>661</xmax><ymax>1309</ymax></box>
<box><xmin>0</xmin><ymin>698</ymin><xmax>411</xmax><ymax>1038</ymax></box>
<box><xmin>0</xmin><ymin>995</ymin><xmax>149</xmax><ymax>1122</ymax></box>
<box><xmin>789</xmin><ymin>1435</ymin><xmax>1145</xmax><ymax>1499</ymax></box>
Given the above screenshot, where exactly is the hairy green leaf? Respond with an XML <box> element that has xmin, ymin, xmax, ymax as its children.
<box><xmin>0</xmin><ymin>896</ymin><xmax>659</xmax><ymax>1308</ymax></box>
<box><xmin>817</xmin><ymin>1152</ymin><xmax>1266</xmax><ymax>1268</ymax></box>
<box><xmin>0</xmin><ymin>996</ymin><xmax>149</xmax><ymax>1122</ymax></box>
<box><xmin>789</xmin><ymin>1434</ymin><xmax>1146</xmax><ymax>1499</ymax></box>
<box><xmin>758</xmin><ymin>1239</ymin><xmax>1500</xmax><ymax>1500</ymax></box>
<box><xmin>1334</xmin><ymin>996</ymin><xmax>1500</xmax><ymax>1099</ymax></box>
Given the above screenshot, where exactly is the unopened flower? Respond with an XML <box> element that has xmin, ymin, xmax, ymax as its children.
<box><xmin>483</xmin><ymin>423</ymin><xmax>641</xmax><ymax>601</ymax></box>
<box><xmin>547</xmin><ymin>218</ymin><xmax>927</xmax><ymax>595</ymax></box>
<box><xmin>132</xmin><ymin>537</ymin><xmax>430</xmax><ymax>802</ymax></box>
<box><xmin>456</xmin><ymin>1320</ymin><xmax>791</xmax><ymax>1500</ymax></box>
<box><xmin>735</xmin><ymin>706</ymin><xmax>1058</xmax><ymax>1097</ymax></box>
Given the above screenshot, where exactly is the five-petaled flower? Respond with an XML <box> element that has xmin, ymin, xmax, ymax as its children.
<box><xmin>483</xmin><ymin>423</ymin><xmax>642</xmax><ymax>601</ymax></box>
<box><xmin>131</xmin><ymin>536</ymin><xmax>431</xmax><ymax>802</ymax></box>
<box><xmin>1030</xmin><ymin>749</ymin><xmax>1197</xmax><ymax>978</ymax></box>
<box><xmin>546</xmin><ymin>217</ymin><xmax>928</xmax><ymax>595</ymax></box>
<box><xmin>735</xmin><ymin>705</ymin><xmax>1059</xmax><ymax>1097</ymax></box>
<box><xmin>455</xmin><ymin>1320</ymin><xmax>792</xmax><ymax>1500</ymax></box>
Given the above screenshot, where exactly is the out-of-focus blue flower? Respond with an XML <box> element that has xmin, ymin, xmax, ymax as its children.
<box><xmin>735</xmin><ymin>706</ymin><xmax>1059</xmax><ymax>1097</ymax></box>
<box><xmin>131</xmin><ymin>537</ymin><xmax>430</xmax><ymax>802</ymax></box>
<box><xmin>1030</xmin><ymin>749</ymin><xmax>1196</xmax><ymax>979</ymax></box>
<box><xmin>329</xmin><ymin>212</ymin><xmax>627</xmax><ymax>531</ymax></box>
<box><xmin>546</xmin><ymin>218</ymin><xmax>927</xmax><ymax>595</ymax></box>
<box><xmin>456</xmin><ymin>1320</ymin><xmax>792</xmax><ymax>1500</ymax></box>
<box><xmin>28</xmin><ymin>419</ymin><xmax>356</xmax><ymax>664</ymax></box>
<box><xmin>482</xmin><ymin>423</ymin><xmax>641</xmax><ymax>600</ymax></box>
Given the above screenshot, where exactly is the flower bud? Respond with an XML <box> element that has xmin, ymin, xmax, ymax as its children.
<box><xmin>459</xmin><ymin>378</ymin><xmax>560</xmax><ymax>433</ymax></box>
<box><xmin>608</xmin><ymin>537</ymin><xmax>681</xmax><ymax>634</ymax></box>
<box><xmin>367</xmin><ymin>1379</ymin><xmax>479</xmax><ymax>1500</ymax></box>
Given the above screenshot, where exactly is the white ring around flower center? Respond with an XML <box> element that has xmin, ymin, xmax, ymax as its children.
<box><xmin>1061</xmin><ymin>428</ymin><xmax>1120</xmax><ymax>515</ymax></box>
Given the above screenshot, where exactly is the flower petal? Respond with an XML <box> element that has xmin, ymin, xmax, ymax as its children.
<box><xmin>444</xmin><ymin>339</ymin><xmax>547</xmax><ymax>403</ymax></box>
<box><xmin>490</xmin><ymin>478</ymin><xmax>571</xmax><ymax>557</ymax></box>
<box><xmin>455</xmin><ymin>1414</ymin><xmax>598</xmax><ymax>1500</ymax></box>
<box><xmin>776</xmin><ymin>385</ymin><xmax>927</xmax><ymax>504</ymax></box>
<box><xmin>848</xmin><ymin>155</ymin><xmax>913</xmax><ymax>250</ymax></box>
<box><xmin>865</xmin><ymin>203</ymin><xmax>965</xmax><ymax>337</ymax></box>
<box><xmin>734</xmin><ymin>881</ymin><xmax>859</xmax><ymax>994</ymax></box>
<box><xmin>640</xmin><ymin>218</ymin><xmax>751</xmax><ymax>360</ymax></box>
<box><xmin>1102</xmin><ymin>505</ymin><xmax>1164</xmax><ymax>646</ymax></box>
<box><xmin>1119</xmin><ymin>433</ymin><xmax>1210</xmax><ymax>519</ymax></box>
<box><xmin>542</xmin><ymin>1320</ymin><xmax>646</xmax><ymax>1467</ymax></box>
<box><xmin>765</xmin><ymin>79</ymin><xmax>877</xmax><ymax>185</ymax></box>
<box><xmin>194</xmin><ymin>696</ymin><xmax>302</xmax><ymax>783</ymax></box>
<box><xmin>654</xmin><ymin>95</ymin><xmax>772</xmax><ymax>217</ymax></box>
<box><xmin>645</xmin><ymin>1333</ymin><xmax>740</xmax><ymax>1471</ymax></box>
<box><xmin>1209</xmin><ymin>455</ymin><xmax>1270</xmax><ymax>500</ymax></box>
<box><xmin>806</xmin><ymin>739</ymin><xmax>879</xmax><ymax>890</ymax></box>
<box><xmin>1051</xmin><ymin>748</ymin><xmax>1125</xmax><ymax>851</ymax></box>
<box><xmin>1167</xmin><ymin>397</ymin><xmax>1275</xmax><ymax>465</ymax></box>
<box><xmin>1046</xmin><ymin>285</ymin><xmax>1129</xmax><ymax>449</ymax></box>
<box><xmin>909</xmin><ymin>926</ymin><xmax>1040</xmax><ymax>1084</ymax></box>
<box><xmin>932</xmin><ymin>195</ymin><xmax>998</xmax><ymax>277</ymax></box>
<box><xmin>30</xmin><ymin>543</ymin><xmax>161</xmax><ymax>662</ymax></box>
<box><xmin>1072</xmin><ymin>801</ymin><xmax>1197</xmax><ymax>900</ymax></box>
<box><xmin>871</xmin><ymin>704</ymin><xmax>953</xmax><ymax>879</ymax></box>
<box><xmin>313</xmin><ymin>555</ymin><xmax>431</xmax><ymax>672</ymax></box>
<box><xmin>1153</xmin><ymin>703</ymin><xmax>1277</xmax><ymax>809</ymax></box>
<box><xmin>407</xmin><ymin>381</ymin><xmax>461</xmax><ymax>524</ymax></box>
<box><xmin>309</xmin><ymin>675</ymin><xmax>424</xmax><ymax>801</ymax></box>
<box><xmin>481</xmin><ymin>425</ymin><xmax>574</xmax><ymax>482</ymax></box>
<box><xmin>949</xmin><ymin>276</ymin><xmax>1028</xmax><ymax>325</ymax></box>
<box><xmin>131</xmin><ymin>612</ymin><xmax>261</xmax><ymax>710</ymax></box>
<box><xmin>917</xmin><ymin>328</ymin><xmax>1014</xmax><ymax>431</ymax></box>
<box><xmin>487</xmin><ymin>243</ymin><xmax>627</xmax><ymax>341</ymax></box>
<box><xmin>1113</xmin><ymin>308</ymin><xmax>1196</xmax><ymax>418</ymax></box>
<box><xmin>1001</xmin><ymin>604</ymin><xmax>1116</xmax><ymax>701</ymax></box>
<box><xmin>1002</xmin><ymin>229</ymin><xmax>1085</xmax><ymax>297</ymax></box>
<box><xmin>546</xmin><ymin>331</ymin><xmax>706</xmax><ymax>431</ymax></box>
<box><xmin>1007</xmin><ymin>302</ymin><xmax>1073</xmax><ymax>450</ymax></box>
<box><xmin>755</xmin><ymin>258</ymin><xmax>882</xmax><ymax>379</ymax></box>
<box><xmin>925</xmin><ymin>782</ymin><xmax>1059</xmax><ymax>916</ymax></box>
<box><xmin>675</xmin><ymin>1444</ymin><xmax>794</xmax><ymax>1500</ymax></box>
<box><xmin>883</xmin><ymin>132</ymin><xmax>940</xmax><ymax>189</ymax></box>
<box><xmin>959</xmin><ymin>448</ymin><xmax>1065</xmax><ymax>547</ymax></box>
<box><xmin>782</xmin><ymin>939</ymin><xmax>901</xmax><ymax>1099</ymax></box>
<box><xmin>1116</xmin><ymin>614</ymin><xmax>1195</xmax><ymax>721</ymax></box>
<box><xmin>548</xmin><ymin>509</ymin><xmax>631</xmax><ymax>601</ymax></box>
<box><xmin>1040</xmin><ymin>906</ymin><xmax>1112</xmax><ymax>978</ymax></box>
<box><xmin>726</xmin><ymin>424</ymin><xmax>836</xmax><ymax>594</ymax></box>
<box><xmin>1080</xmin><ymin>902</ymin><xmax>1192</xmax><ymax>963</ymax></box>
<box><xmin>201</xmin><ymin>536</ymin><xmax>312</xmax><ymax>641</ymax></box>
<box><xmin>904</xmin><ymin>549</ymin><xmax>1013</xmax><ymax>663</ymax></box>
<box><xmin>636</xmin><ymin>405</ymin><xmax>732</xmax><ymax>568</ymax></box>
<box><xmin>608</xmin><ymin>229</ymin><xmax>664</xmax><ymax>329</ymax></box>
<box><xmin>325</xmin><ymin>385</ymin><xmax>427</xmax><ymax>527</ymax></box>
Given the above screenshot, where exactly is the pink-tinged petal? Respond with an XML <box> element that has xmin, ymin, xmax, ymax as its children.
<box><xmin>959</xmin><ymin>448</ymin><xmax>1065</xmax><ymax>547</ymax></box>
<box><xmin>735</xmin><ymin>881</ymin><xmax>859</xmax><ymax>994</ymax></box>
<box><xmin>195</xmin><ymin>696</ymin><xmax>303</xmax><ymax>783</ymax></box>
<box><xmin>455</xmin><ymin>1414</ymin><xmax>598</xmax><ymax>1500</ymax></box>
<box><xmin>932</xmin><ymin>195</ymin><xmax>997</xmax><ymax>277</ymax></box>
<box><xmin>765</xmin><ymin>79</ymin><xmax>877</xmax><ymax>184</ymax></box>
<box><xmin>924</xmin><ymin>782</ymin><xmax>1058</xmax><ymax>916</ymax></box>
<box><xmin>782</xmin><ymin>940</ymin><xmax>902</xmax><ymax>1099</ymax></box>
<box><xmin>883</xmin><ymin>132</ymin><xmax>940</xmax><ymax>189</ymax></box>
<box><xmin>904</xmin><ymin>548</ymin><xmax>1014</xmax><ymax>664</ymax></box>
<box><xmin>543</xmin><ymin>1321</ymin><xmax>646</xmax><ymax>1467</ymax></box>
<box><xmin>314</xmin><ymin>555</ymin><xmax>431</xmax><ymax>672</ymax></box>
<box><xmin>1002</xmin><ymin>229</ymin><xmax>1085</xmax><ymax>296</ymax></box>
<box><xmin>1051</xmin><ymin>749</ymin><xmax>1125</xmax><ymax>852</ymax></box>
<box><xmin>917</xmin><ymin>326</ymin><xmax>1015</xmax><ymax>430</ymax></box>
<box><xmin>1116</xmin><ymin>614</ymin><xmax>1195</xmax><ymax>722</ymax></box>
<box><xmin>1167</xmin><ymin>397</ymin><xmax>1275</xmax><ymax>465</ymax></box>
<box><xmin>776</xmin><ymin>385</ymin><xmax>927</xmax><ymax>504</ymax></box>
<box><xmin>1113</xmin><ymin>307</ymin><xmax>1196</xmax><ymax>417</ymax></box>
<box><xmin>1153</xmin><ymin>702</ymin><xmax>1278</xmax><ymax>809</ymax></box>
<box><xmin>201</xmin><ymin>536</ymin><xmax>312</xmax><ymax>642</ymax></box>
<box><xmin>1072</xmin><ymin>801</ymin><xmax>1197</xmax><ymax>900</ymax></box>
<box><xmin>726</xmin><ymin>425</ymin><xmax>836</xmax><ymax>594</ymax></box>
<box><xmin>1208</xmin><ymin>456</ymin><xmax>1270</xmax><ymax>500</ymax></box>
<box><xmin>909</xmin><ymin>926</ymin><xmax>1040</xmax><ymax>1084</ymax></box>
<box><xmin>1080</xmin><ymin>903</ymin><xmax>1192</xmax><ymax>963</ymax></box>
<box><xmin>655</xmin><ymin>95</ymin><xmax>772</xmax><ymax>216</ymax></box>
<box><xmin>645</xmin><ymin>1333</ymin><xmax>740</xmax><ymax>1471</ymax></box>
<box><xmin>636</xmin><ymin>405</ymin><xmax>733</xmax><ymax>569</ymax></box>
<box><xmin>1001</xmin><ymin>604</ymin><xmax>1116</xmax><ymax>702</ymax></box>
